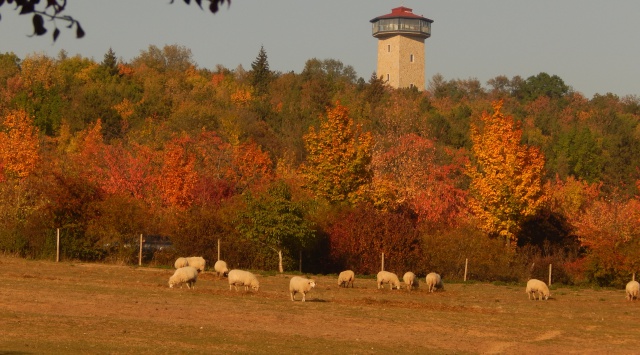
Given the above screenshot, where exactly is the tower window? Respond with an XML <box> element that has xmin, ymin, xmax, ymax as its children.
<box><xmin>410</xmin><ymin>54</ymin><xmax>414</xmax><ymax>62</ymax></box>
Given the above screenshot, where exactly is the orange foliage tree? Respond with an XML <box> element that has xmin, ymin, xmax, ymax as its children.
<box><xmin>467</xmin><ymin>101</ymin><xmax>547</xmax><ymax>246</ymax></box>
<box><xmin>572</xmin><ymin>196</ymin><xmax>640</xmax><ymax>284</ymax></box>
<box><xmin>0</xmin><ymin>109</ymin><xmax>40</xmax><ymax>179</ymax></box>
<box><xmin>301</xmin><ymin>101</ymin><xmax>373</xmax><ymax>204</ymax></box>
<box><xmin>158</xmin><ymin>135</ymin><xmax>198</xmax><ymax>209</ymax></box>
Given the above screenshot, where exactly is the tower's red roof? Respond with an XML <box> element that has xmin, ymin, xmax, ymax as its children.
<box><xmin>370</xmin><ymin>6</ymin><xmax>433</xmax><ymax>23</ymax></box>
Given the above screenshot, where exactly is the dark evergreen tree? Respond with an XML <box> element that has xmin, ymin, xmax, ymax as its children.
<box><xmin>250</xmin><ymin>45</ymin><xmax>272</xmax><ymax>96</ymax></box>
<box><xmin>100</xmin><ymin>48</ymin><xmax>119</xmax><ymax>77</ymax></box>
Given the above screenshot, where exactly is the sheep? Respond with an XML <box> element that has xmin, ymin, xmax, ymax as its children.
<box><xmin>168</xmin><ymin>266</ymin><xmax>199</xmax><ymax>289</ymax></box>
<box><xmin>228</xmin><ymin>269</ymin><xmax>260</xmax><ymax>291</ymax></box>
<box><xmin>425</xmin><ymin>272</ymin><xmax>443</xmax><ymax>292</ymax></box>
<box><xmin>289</xmin><ymin>276</ymin><xmax>316</xmax><ymax>302</ymax></box>
<box><xmin>214</xmin><ymin>260</ymin><xmax>230</xmax><ymax>278</ymax></box>
<box><xmin>626</xmin><ymin>280</ymin><xmax>640</xmax><ymax>301</ymax></box>
<box><xmin>403</xmin><ymin>271</ymin><xmax>419</xmax><ymax>291</ymax></box>
<box><xmin>174</xmin><ymin>257</ymin><xmax>189</xmax><ymax>269</ymax></box>
<box><xmin>186</xmin><ymin>256</ymin><xmax>206</xmax><ymax>273</ymax></box>
<box><xmin>526</xmin><ymin>278</ymin><xmax>550</xmax><ymax>300</ymax></box>
<box><xmin>337</xmin><ymin>270</ymin><xmax>355</xmax><ymax>288</ymax></box>
<box><xmin>376</xmin><ymin>271</ymin><xmax>401</xmax><ymax>290</ymax></box>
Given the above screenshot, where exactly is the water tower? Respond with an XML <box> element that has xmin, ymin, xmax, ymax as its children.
<box><xmin>370</xmin><ymin>6</ymin><xmax>433</xmax><ymax>90</ymax></box>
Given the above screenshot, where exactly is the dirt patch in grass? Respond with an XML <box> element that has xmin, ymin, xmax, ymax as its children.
<box><xmin>1</xmin><ymin>256</ymin><xmax>640</xmax><ymax>354</ymax></box>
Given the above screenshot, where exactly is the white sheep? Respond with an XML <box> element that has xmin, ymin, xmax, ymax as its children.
<box><xmin>403</xmin><ymin>271</ymin><xmax>419</xmax><ymax>291</ymax></box>
<box><xmin>526</xmin><ymin>278</ymin><xmax>550</xmax><ymax>300</ymax></box>
<box><xmin>377</xmin><ymin>271</ymin><xmax>401</xmax><ymax>290</ymax></box>
<box><xmin>626</xmin><ymin>280</ymin><xmax>639</xmax><ymax>301</ymax></box>
<box><xmin>174</xmin><ymin>257</ymin><xmax>189</xmax><ymax>269</ymax></box>
<box><xmin>289</xmin><ymin>276</ymin><xmax>316</xmax><ymax>302</ymax></box>
<box><xmin>168</xmin><ymin>266</ymin><xmax>199</xmax><ymax>289</ymax></box>
<box><xmin>186</xmin><ymin>256</ymin><xmax>206</xmax><ymax>273</ymax></box>
<box><xmin>214</xmin><ymin>260</ymin><xmax>230</xmax><ymax>278</ymax></box>
<box><xmin>425</xmin><ymin>272</ymin><xmax>443</xmax><ymax>292</ymax></box>
<box><xmin>337</xmin><ymin>270</ymin><xmax>355</xmax><ymax>288</ymax></box>
<box><xmin>228</xmin><ymin>269</ymin><xmax>260</xmax><ymax>291</ymax></box>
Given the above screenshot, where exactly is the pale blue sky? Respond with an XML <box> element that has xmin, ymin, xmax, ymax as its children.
<box><xmin>1</xmin><ymin>1</ymin><xmax>638</xmax><ymax>98</ymax></box>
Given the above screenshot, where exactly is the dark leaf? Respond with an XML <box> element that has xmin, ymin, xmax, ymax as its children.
<box><xmin>195</xmin><ymin>0</ymin><xmax>202</xmax><ymax>9</ymax></box>
<box><xmin>75</xmin><ymin>22</ymin><xmax>85</xmax><ymax>38</ymax></box>
<box><xmin>52</xmin><ymin>27</ymin><xmax>60</xmax><ymax>41</ymax></box>
<box><xmin>183</xmin><ymin>0</ymin><xmax>190</xmax><ymax>4</ymax></box>
<box><xmin>209</xmin><ymin>0</ymin><xmax>218</xmax><ymax>13</ymax></box>
<box><xmin>0</xmin><ymin>0</ymin><xmax>4</xmax><ymax>7</ymax></box>
<box><xmin>32</xmin><ymin>14</ymin><xmax>46</xmax><ymax>36</ymax></box>
<box><xmin>20</xmin><ymin>3</ymin><xmax>35</xmax><ymax>14</ymax></box>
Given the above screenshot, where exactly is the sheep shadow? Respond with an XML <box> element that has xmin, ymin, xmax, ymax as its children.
<box><xmin>305</xmin><ymin>298</ymin><xmax>328</xmax><ymax>303</ymax></box>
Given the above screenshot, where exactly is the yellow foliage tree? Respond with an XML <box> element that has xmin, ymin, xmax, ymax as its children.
<box><xmin>467</xmin><ymin>101</ymin><xmax>547</xmax><ymax>246</ymax></box>
<box><xmin>301</xmin><ymin>101</ymin><xmax>373</xmax><ymax>204</ymax></box>
<box><xmin>0</xmin><ymin>110</ymin><xmax>40</xmax><ymax>179</ymax></box>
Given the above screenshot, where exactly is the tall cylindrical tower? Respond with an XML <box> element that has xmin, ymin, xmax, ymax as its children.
<box><xmin>370</xmin><ymin>6</ymin><xmax>433</xmax><ymax>90</ymax></box>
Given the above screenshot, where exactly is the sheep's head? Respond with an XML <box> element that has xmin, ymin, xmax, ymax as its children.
<box><xmin>309</xmin><ymin>280</ymin><xmax>316</xmax><ymax>289</ymax></box>
<box><xmin>251</xmin><ymin>281</ymin><xmax>260</xmax><ymax>291</ymax></box>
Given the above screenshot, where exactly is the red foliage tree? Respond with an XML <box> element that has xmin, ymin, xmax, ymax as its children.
<box><xmin>327</xmin><ymin>203</ymin><xmax>423</xmax><ymax>274</ymax></box>
<box><xmin>371</xmin><ymin>133</ymin><xmax>468</xmax><ymax>227</ymax></box>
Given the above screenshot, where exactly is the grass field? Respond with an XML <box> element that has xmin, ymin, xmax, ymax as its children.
<box><xmin>1</xmin><ymin>256</ymin><xmax>639</xmax><ymax>354</ymax></box>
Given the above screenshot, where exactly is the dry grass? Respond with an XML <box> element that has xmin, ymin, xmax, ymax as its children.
<box><xmin>1</xmin><ymin>256</ymin><xmax>640</xmax><ymax>354</ymax></box>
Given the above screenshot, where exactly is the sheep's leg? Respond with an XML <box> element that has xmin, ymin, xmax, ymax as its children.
<box><xmin>302</xmin><ymin>292</ymin><xmax>306</xmax><ymax>302</ymax></box>
<box><xmin>290</xmin><ymin>291</ymin><xmax>295</xmax><ymax>301</ymax></box>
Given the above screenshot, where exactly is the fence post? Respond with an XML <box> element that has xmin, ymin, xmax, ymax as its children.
<box><xmin>138</xmin><ymin>234</ymin><xmax>143</xmax><ymax>266</ymax></box>
<box><xmin>56</xmin><ymin>228</ymin><xmax>60</xmax><ymax>262</ymax></box>
<box><xmin>548</xmin><ymin>264</ymin><xmax>552</xmax><ymax>286</ymax></box>
<box><xmin>464</xmin><ymin>258</ymin><xmax>468</xmax><ymax>282</ymax></box>
<box><xmin>217</xmin><ymin>239</ymin><xmax>221</xmax><ymax>261</ymax></box>
<box><xmin>381</xmin><ymin>253</ymin><xmax>385</xmax><ymax>271</ymax></box>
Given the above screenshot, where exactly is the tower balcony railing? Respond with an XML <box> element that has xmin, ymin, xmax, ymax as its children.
<box><xmin>372</xmin><ymin>18</ymin><xmax>431</xmax><ymax>38</ymax></box>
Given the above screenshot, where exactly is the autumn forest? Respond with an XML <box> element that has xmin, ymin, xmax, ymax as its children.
<box><xmin>1</xmin><ymin>45</ymin><xmax>639</xmax><ymax>287</ymax></box>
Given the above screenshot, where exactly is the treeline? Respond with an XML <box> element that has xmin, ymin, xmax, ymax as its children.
<box><xmin>0</xmin><ymin>45</ymin><xmax>639</xmax><ymax>286</ymax></box>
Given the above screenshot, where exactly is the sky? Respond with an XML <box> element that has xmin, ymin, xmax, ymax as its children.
<box><xmin>1</xmin><ymin>1</ymin><xmax>639</xmax><ymax>98</ymax></box>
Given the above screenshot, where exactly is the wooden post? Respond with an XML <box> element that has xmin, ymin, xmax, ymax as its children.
<box><xmin>464</xmin><ymin>258</ymin><xmax>468</xmax><ymax>282</ymax></box>
<box><xmin>138</xmin><ymin>234</ymin><xmax>143</xmax><ymax>266</ymax></box>
<box><xmin>56</xmin><ymin>228</ymin><xmax>60</xmax><ymax>262</ymax></box>
<box><xmin>381</xmin><ymin>253</ymin><xmax>385</xmax><ymax>271</ymax></box>
<box><xmin>548</xmin><ymin>264</ymin><xmax>552</xmax><ymax>286</ymax></box>
<box><xmin>217</xmin><ymin>239</ymin><xmax>221</xmax><ymax>261</ymax></box>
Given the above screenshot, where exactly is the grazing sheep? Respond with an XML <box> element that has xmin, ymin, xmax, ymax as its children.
<box><xmin>228</xmin><ymin>269</ymin><xmax>260</xmax><ymax>291</ymax></box>
<box><xmin>626</xmin><ymin>280</ymin><xmax>640</xmax><ymax>301</ymax></box>
<box><xmin>289</xmin><ymin>276</ymin><xmax>316</xmax><ymax>302</ymax></box>
<box><xmin>174</xmin><ymin>257</ymin><xmax>189</xmax><ymax>269</ymax></box>
<box><xmin>337</xmin><ymin>270</ymin><xmax>355</xmax><ymax>288</ymax></box>
<box><xmin>403</xmin><ymin>271</ymin><xmax>419</xmax><ymax>291</ymax></box>
<box><xmin>377</xmin><ymin>271</ymin><xmax>402</xmax><ymax>290</ymax></box>
<box><xmin>168</xmin><ymin>266</ymin><xmax>199</xmax><ymax>289</ymax></box>
<box><xmin>186</xmin><ymin>256</ymin><xmax>206</xmax><ymax>273</ymax></box>
<box><xmin>214</xmin><ymin>260</ymin><xmax>230</xmax><ymax>278</ymax></box>
<box><xmin>526</xmin><ymin>278</ymin><xmax>550</xmax><ymax>300</ymax></box>
<box><xmin>425</xmin><ymin>272</ymin><xmax>443</xmax><ymax>292</ymax></box>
